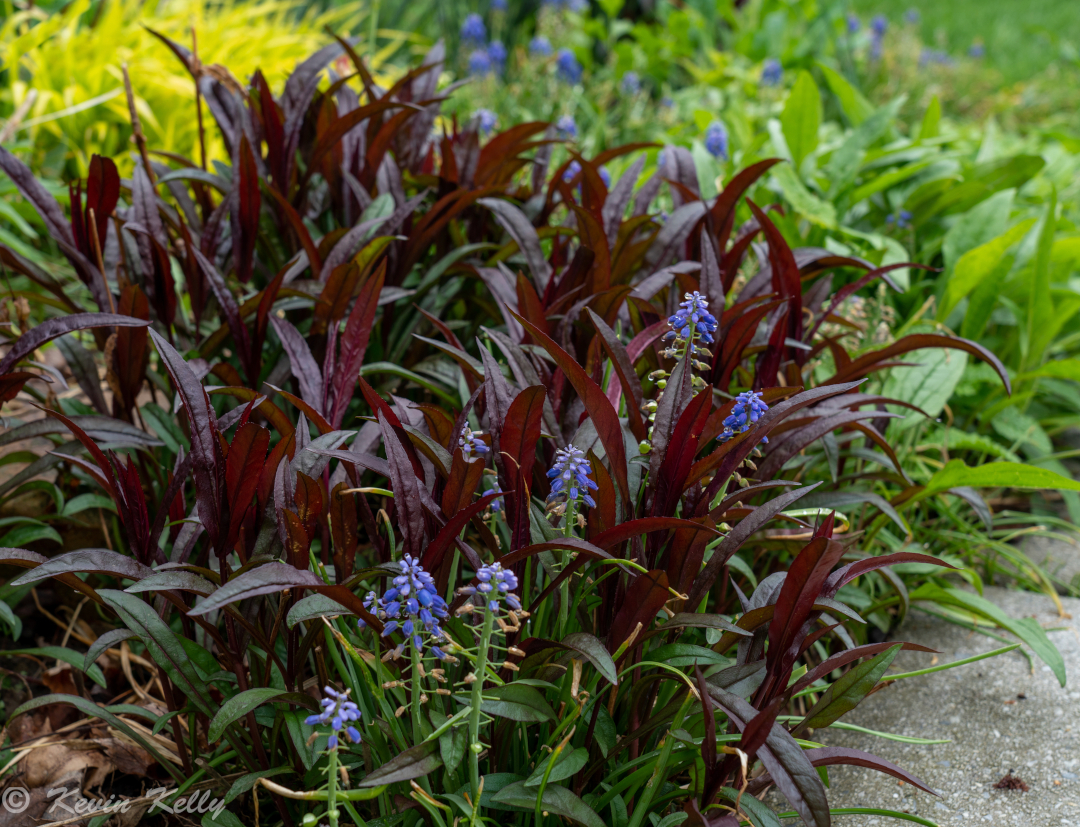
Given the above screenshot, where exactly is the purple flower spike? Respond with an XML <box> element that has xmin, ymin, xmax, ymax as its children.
<box><xmin>305</xmin><ymin>686</ymin><xmax>362</xmax><ymax>747</ymax></box>
<box><xmin>556</xmin><ymin>49</ymin><xmax>582</xmax><ymax>83</ymax></box>
<box><xmin>356</xmin><ymin>554</ymin><xmax>451</xmax><ymax>658</ymax></box>
<box><xmin>459</xmin><ymin>561</ymin><xmax>522</xmax><ymax>614</ymax></box>
<box><xmin>704</xmin><ymin>121</ymin><xmax>729</xmax><ymax>160</ymax></box>
<box><xmin>461</xmin><ymin>13</ymin><xmax>487</xmax><ymax>44</ymax></box>
<box><xmin>719</xmin><ymin>391</ymin><xmax>770</xmax><ymax>445</ymax></box>
<box><xmin>546</xmin><ymin>444</ymin><xmax>598</xmax><ymax>509</ymax></box>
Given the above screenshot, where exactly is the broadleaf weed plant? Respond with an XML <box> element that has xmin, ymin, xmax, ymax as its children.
<box><xmin>0</xmin><ymin>30</ymin><xmax>1072</xmax><ymax>827</ymax></box>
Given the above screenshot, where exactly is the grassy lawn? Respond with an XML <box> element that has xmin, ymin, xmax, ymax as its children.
<box><xmin>851</xmin><ymin>0</ymin><xmax>1080</xmax><ymax>82</ymax></box>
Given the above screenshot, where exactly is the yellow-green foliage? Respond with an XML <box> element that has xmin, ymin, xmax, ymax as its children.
<box><xmin>1</xmin><ymin>0</ymin><xmax>369</xmax><ymax>176</ymax></box>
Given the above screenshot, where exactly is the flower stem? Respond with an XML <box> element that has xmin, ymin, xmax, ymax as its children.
<box><xmin>469</xmin><ymin>606</ymin><xmax>495</xmax><ymax>818</ymax></box>
<box><xmin>559</xmin><ymin>498</ymin><xmax>576</xmax><ymax>635</ymax></box>
<box><xmin>410</xmin><ymin>643</ymin><xmax>423</xmax><ymax>745</ymax></box>
<box><xmin>327</xmin><ymin>745</ymin><xmax>339</xmax><ymax>827</ymax></box>
<box><xmin>625</xmin><ymin>690</ymin><xmax>694</xmax><ymax>827</ymax></box>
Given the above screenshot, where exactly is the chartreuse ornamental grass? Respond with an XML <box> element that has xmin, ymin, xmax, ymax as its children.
<box><xmin>0</xmin><ymin>29</ymin><xmax>1077</xmax><ymax>827</ymax></box>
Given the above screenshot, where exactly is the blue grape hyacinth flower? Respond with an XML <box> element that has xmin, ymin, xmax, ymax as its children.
<box><xmin>556</xmin><ymin>114</ymin><xmax>578</xmax><ymax>139</ymax></box>
<box><xmin>969</xmin><ymin>43</ymin><xmax>985</xmax><ymax>58</ymax></box>
<box><xmin>546</xmin><ymin>444</ymin><xmax>598</xmax><ymax>508</ymax></box>
<box><xmin>761</xmin><ymin>58</ymin><xmax>783</xmax><ymax>86</ymax></box>
<box><xmin>488</xmin><ymin>39</ymin><xmax>507</xmax><ymax>70</ymax></box>
<box><xmin>530</xmin><ymin>35</ymin><xmax>553</xmax><ymax>56</ymax></box>
<box><xmin>358</xmin><ymin>555</ymin><xmax>451</xmax><ymax>659</ymax></box>
<box><xmin>305</xmin><ymin>686</ymin><xmax>362</xmax><ymax>749</ymax></box>
<box><xmin>482</xmin><ymin>481</ymin><xmax>505</xmax><ymax>512</ymax></box>
<box><xmin>704</xmin><ymin>121</ymin><xmax>729</xmax><ymax>160</ymax></box>
<box><xmin>492</xmin><ymin>0</ymin><xmax>507</xmax><ymax>10</ymax></box>
<box><xmin>847</xmin><ymin>13</ymin><xmax>860</xmax><ymax>34</ymax></box>
<box><xmin>719</xmin><ymin>391</ymin><xmax>770</xmax><ymax>444</ymax></box>
<box><xmin>665</xmin><ymin>291</ymin><xmax>719</xmax><ymax>346</ymax></box>
<box><xmin>599</xmin><ymin>166</ymin><xmax>611</xmax><ymax>188</ymax></box>
<box><xmin>458</xmin><ymin>424</ymin><xmax>490</xmax><ymax>460</ymax></box>
<box><xmin>461</xmin><ymin>13</ymin><xmax>487</xmax><ymax>44</ymax></box>
<box><xmin>469</xmin><ymin>49</ymin><xmax>493</xmax><ymax>76</ymax></box>
<box><xmin>871</xmin><ymin>14</ymin><xmax>888</xmax><ymax>36</ymax></box>
<box><xmin>886</xmin><ymin>209</ymin><xmax>913</xmax><ymax>229</ymax></box>
<box><xmin>475</xmin><ymin>109</ymin><xmax>498</xmax><ymax>134</ymax></box>
<box><xmin>563</xmin><ymin>159</ymin><xmax>582</xmax><ymax>183</ymax></box>
<box><xmin>556</xmin><ymin>48</ymin><xmax>582</xmax><ymax>83</ymax></box>
<box><xmin>904</xmin><ymin>8</ymin><xmax>920</xmax><ymax>24</ymax></box>
<box><xmin>621</xmin><ymin>71</ymin><xmax>641</xmax><ymax>94</ymax></box>
<box><xmin>460</xmin><ymin>561</ymin><xmax>521</xmax><ymax>613</ymax></box>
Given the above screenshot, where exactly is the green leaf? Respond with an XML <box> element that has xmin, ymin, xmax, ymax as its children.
<box><xmin>141</xmin><ymin>402</ymin><xmax>189</xmax><ymax>454</ymax></box>
<box><xmin>84</xmin><ymin>629</ymin><xmax>137</xmax><ymax>672</ymax></box>
<box><xmin>1021</xmin><ymin>357</ymin><xmax>1080</xmax><ymax>383</ymax></box>
<box><xmin>800</xmin><ymin>645</ymin><xmax>901</xmax><ymax>730</ymax></box>
<box><xmin>942</xmin><ymin>189</ymin><xmax>1015</xmax><ymax>274</ymax></box>
<box><xmin>1027</xmin><ymin>193</ymin><xmax>1059</xmax><ymax>367</ymax></box>
<box><xmin>849</xmin><ymin>160</ymin><xmax>933</xmax><ymax>205</ymax></box>
<box><xmin>223</xmin><ymin>767</ymin><xmax>293</xmax><ymax>805</ymax></box>
<box><xmin>781</xmin><ymin>70</ymin><xmax>822</xmax><ymax>169</ymax></box>
<box><xmin>430</xmin><ymin>709</ymin><xmax>467</xmax><ymax>775</ymax></box>
<box><xmin>0</xmin><ymin>599</ymin><xmax>22</xmax><ymax>640</ymax></box>
<box><xmin>817</xmin><ymin>63</ymin><xmax>874</xmax><ymax>126</ymax></box>
<box><xmin>924</xmin><ymin>460</ymin><xmax>1080</xmax><ymax>496</ymax></box>
<box><xmin>594</xmin><ymin>702</ymin><xmax>617</xmax><ymax>757</ymax></box>
<box><xmin>646</xmin><ymin>643</ymin><xmax>732</xmax><ymax>667</ymax></box>
<box><xmin>918</xmin><ymin>94</ymin><xmax>941</xmax><ymax>140</ymax></box>
<box><xmin>360</xmin><ymin>741</ymin><xmax>442</xmax><ymax>787</ymax></box>
<box><xmin>772</xmin><ymin>164</ymin><xmax>836</xmax><ymax>229</ymax></box>
<box><xmin>0</xmin><ymin>524</ymin><xmax>62</xmax><ymax>546</ymax></box>
<box><xmin>286</xmin><ymin>593</ymin><xmax>351</xmax><ymax>628</ymax></box>
<box><xmin>719</xmin><ymin>787</ymin><xmax>781</xmax><ymax>827</ymax></box>
<box><xmin>4</xmin><ymin>646</ymin><xmax>106</xmax><ymax>687</ymax></box>
<box><xmin>492</xmin><ymin>780</ymin><xmax>606</xmax><ymax>827</ymax></box>
<box><xmin>99</xmin><ymin>589</ymin><xmax>216</xmax><ymax>715</ymax></box>
<box><xmin>208</xmin><ymin>688</ymin><xmax>292</xmax><ymax>742</ymax></box>
<box><xmin>939</xmin><ymin>219</ymin><xmax>1034</xmax><ymax>320</ymax></box>
<box><xmin>561</xmin><ymin>632</ymin><xmax>618</xmax><ymax>684</ymax></box>
<box><xmin>882</xmin><ymin>348</ymin><xmax>968</xmax><ymax>432</ymax></box>
<box><xmin>525</xmin><ymin>747</ymin><xmax>588</xmax><ymax>786</ymax></box>
<box><xmin>480</xmin><ymin>683</ymin><xmax>557</xmax><ymax>722</ymax></box>
<box><xmin>61</xmin><ymin>493</ymin><xmax>118</xmax><ymax>517</ymax></box>
<box><xmin>939</xmin><ymin>429</ymin><xmax>1020</xmax><ymax>463</ymax></box>
<box><xmin>203</xmin><ymin>810</ymin><xmax>244</xmax><ymax>827</ymax></box>
<box><xmin>910</xmin><ymin>584</ymin><xmax>1066</xmax><ymax>686</ymax></box>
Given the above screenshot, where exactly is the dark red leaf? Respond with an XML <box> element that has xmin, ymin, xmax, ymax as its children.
<box><xmin>0</xmin><ymin>314</ymin><xmax>148</xmax><ymax>376</ymax></box>
<box><xmin>149</xmin><ymin>329</ymin><xmax>223</xmax><ymax>549</ymax></box>
<box><xmin>377</xmin><ymin>411</ymin><xmax>426</xmax><ymax>560</ymax></box>
<box><xmin>828</xmin><ymin>333</ymin><xmax>1011</xmax><ymax>395</ymax></box>
<box><xmin>85</xmin><ymin>155</ymin><xmax>120</xmax><ymax>250</ymax></box>
<box><xmin>766</xmin><ymin>538</ymin><xmax>846</xmax><ymax>688</ymax></box>
<box><xmin>224</xmin><ymin>423</ymin><xmax>270</xmax><ymax>550</ymax></box>
<box><xmin>608</xmin><ymin>569</ymin><xmax>670</xmax><ymax>654</ymax></box>
<box><xmin>328</xmin><ymin>260</ymin><xmax>385</xmax><ymax>428</ymax></box>
<box><xmin>685</xmin><ymin>483</ymin><xmax>822</xmax><ymax>608</ymax></box>
<box><xmin>498</xmin><ymin>385</ymin><xmax>547</xmax><ymax>549</ymax></box>
<box><xmin>587</xmin><ymin>308</ymin><xmax>646</xmax><ymax>442</ymax></box>
<box><xmin>511</xmin><ymin>310</ymin><xmax>630</xmax><ymax>509</ymax></box>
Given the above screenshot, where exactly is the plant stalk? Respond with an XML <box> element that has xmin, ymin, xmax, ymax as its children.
<box><xmin>468</xmin><ymin>606</ymin><xmax>495</xmax><ymax>816</ymax></box>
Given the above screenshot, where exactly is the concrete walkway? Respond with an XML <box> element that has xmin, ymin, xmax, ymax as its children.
<box><xmin>808</xmin><ymin>587</ymin><xmax>1080</xmax><ymax>826</ymax></box>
